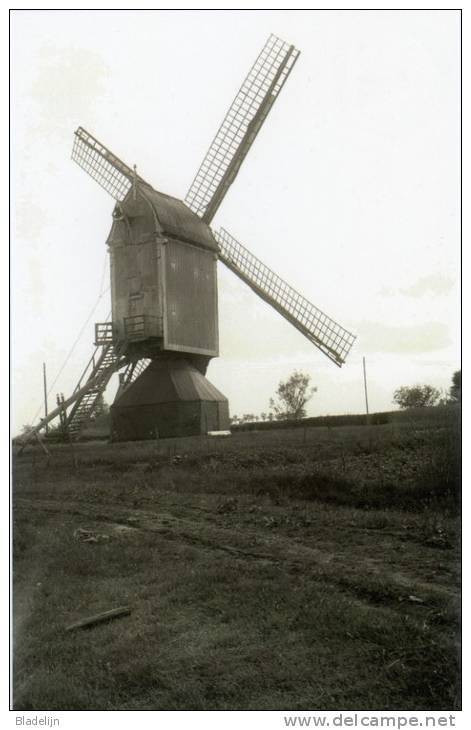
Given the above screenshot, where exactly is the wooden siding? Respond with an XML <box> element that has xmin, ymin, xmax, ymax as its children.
<box><xmin>163</xmin><ymin>239</ymin><xmax>219</xmax><ymax>356</ymax></box>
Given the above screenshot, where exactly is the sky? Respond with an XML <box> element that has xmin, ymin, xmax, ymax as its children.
<box><xmin>10</xmin><ymin>9</ymin><xmax>461</xmax><ymax>433</ymax></box>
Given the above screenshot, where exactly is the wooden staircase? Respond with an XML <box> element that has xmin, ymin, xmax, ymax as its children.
<box><xmin>64</xmin><ymin>343</ymin><xmax>122</xmax><ymax>438</ymax></box>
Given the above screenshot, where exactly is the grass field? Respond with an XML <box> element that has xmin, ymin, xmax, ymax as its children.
<box><xmin>12</xmin><ymin>407</ymin><xmax>461</xmax><ymax>710</ymax></box>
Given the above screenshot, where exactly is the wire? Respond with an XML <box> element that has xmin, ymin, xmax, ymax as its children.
<box><xmin>28</xmin><ymin>253</ymin><xmax>111</xmax><ymax>426</ymax></box>
<box><xmin>98</xmin><ymin>252</ymin><xmax>108</xmax><ymax>295</ymax></box>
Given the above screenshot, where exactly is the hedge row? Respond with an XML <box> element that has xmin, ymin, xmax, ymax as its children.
<box><xmin>230</xmin><ymin>412</ymin><xmax>388</xmax><ymax>432</ymax></box>
<box><xmin>230</xmin><ymin>404</ymin><xmax>459</xmax><ymax>433</ymax></box>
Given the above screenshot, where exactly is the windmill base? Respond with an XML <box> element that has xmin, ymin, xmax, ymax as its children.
<box><xmin>110</xmin><ymin>358</ymin><xmax>230</xmax><ymax>441</ymax></box>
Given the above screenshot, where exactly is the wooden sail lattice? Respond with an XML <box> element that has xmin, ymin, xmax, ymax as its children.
<box><xmin>215</xmin><ymin>228</ymin><xmax>356</xmax><ymax>366</ymax></box>
<box><xmin>185</xmin><ymin>34</ymin><xmax>299</xmax><ymax>223</ymax></box>
<box><xmin>72</xmin><ymin>127</ymin><xmax>141</xmax><ymax>201</ymax></box>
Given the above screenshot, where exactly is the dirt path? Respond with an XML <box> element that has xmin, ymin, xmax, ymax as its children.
<box><xmin>14</xmin><ymin>494</ymin><xmax>458</xmax><ymax>609</ymax></box>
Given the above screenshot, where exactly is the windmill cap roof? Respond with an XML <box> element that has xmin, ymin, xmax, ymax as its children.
<box><xmin>126</xmin><ymin>185</ymin><xmax>218</xmax><ymax>251</ymax></box>
<box><xmin>113</xmin><ymin>359</ymin><xmax>228</xmax><ymax>408</ymax></box>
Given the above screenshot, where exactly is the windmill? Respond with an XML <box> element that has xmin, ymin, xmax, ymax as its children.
<box><xmin>22</xmin><ymin>33</ymin><xmax>356</xmax><ymax>443</ymax></box>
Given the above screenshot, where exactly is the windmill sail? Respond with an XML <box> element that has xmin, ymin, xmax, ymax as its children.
<box><xmin>215</xmin><ymin>228</ymin><xmax>355</xmax><ymax>366</ymax></box>
<box><xmin>72</xmin><ymin>127</ymin><xmax>149</xmax><ymax>200</ymax></box>
<box><xmin>185</xmin><ymin>34</ymin><xmax>299</xmax><ymax>224</ymax></box>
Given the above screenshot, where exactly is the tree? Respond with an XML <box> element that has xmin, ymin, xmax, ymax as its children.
<box><xmin>449</xmin><ymin>370</ymin><xmax>461</xmax><ymax>403</ymax></box>
<box><xmin>269</xmin><ymin>371</ymin><xmax>317</xmax><ymax>420</ymax></box>
<box><xmin>392</xmin><ymin>384</ymin><xmax>440</xmax><ymax>409</ymax></box>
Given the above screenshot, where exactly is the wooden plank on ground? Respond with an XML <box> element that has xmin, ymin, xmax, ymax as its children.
<box><xmin>66</xmin><ymin>606</ymin><xmax>131</xmax><ymax>632</ymax></box>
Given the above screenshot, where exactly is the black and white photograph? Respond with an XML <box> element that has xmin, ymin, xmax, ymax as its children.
<box><xmin>10</xmin><ymin>7</ymin><xmax>461</xmax><ymax>719</ymax></box>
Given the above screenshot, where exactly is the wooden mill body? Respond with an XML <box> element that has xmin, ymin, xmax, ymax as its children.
<box><xmin>102</xmin><ymin>183</ymin><xmax>229</xmax><ymax>440</ymax></box>
<box><xmin>106</xmin><ymin>183</ymin><xmax>220</xmax><ymax>373</ymax></box>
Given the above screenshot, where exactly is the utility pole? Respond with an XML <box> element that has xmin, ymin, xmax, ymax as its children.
<box><xmin>43</xmin><ymin>362</ymin><xmax>48</xmax><ymax>434</ymax></box>
<box><xmin>362</xmin><ymin>356</ymin><xmax>370</xmax><ymax>420</ymax></box>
